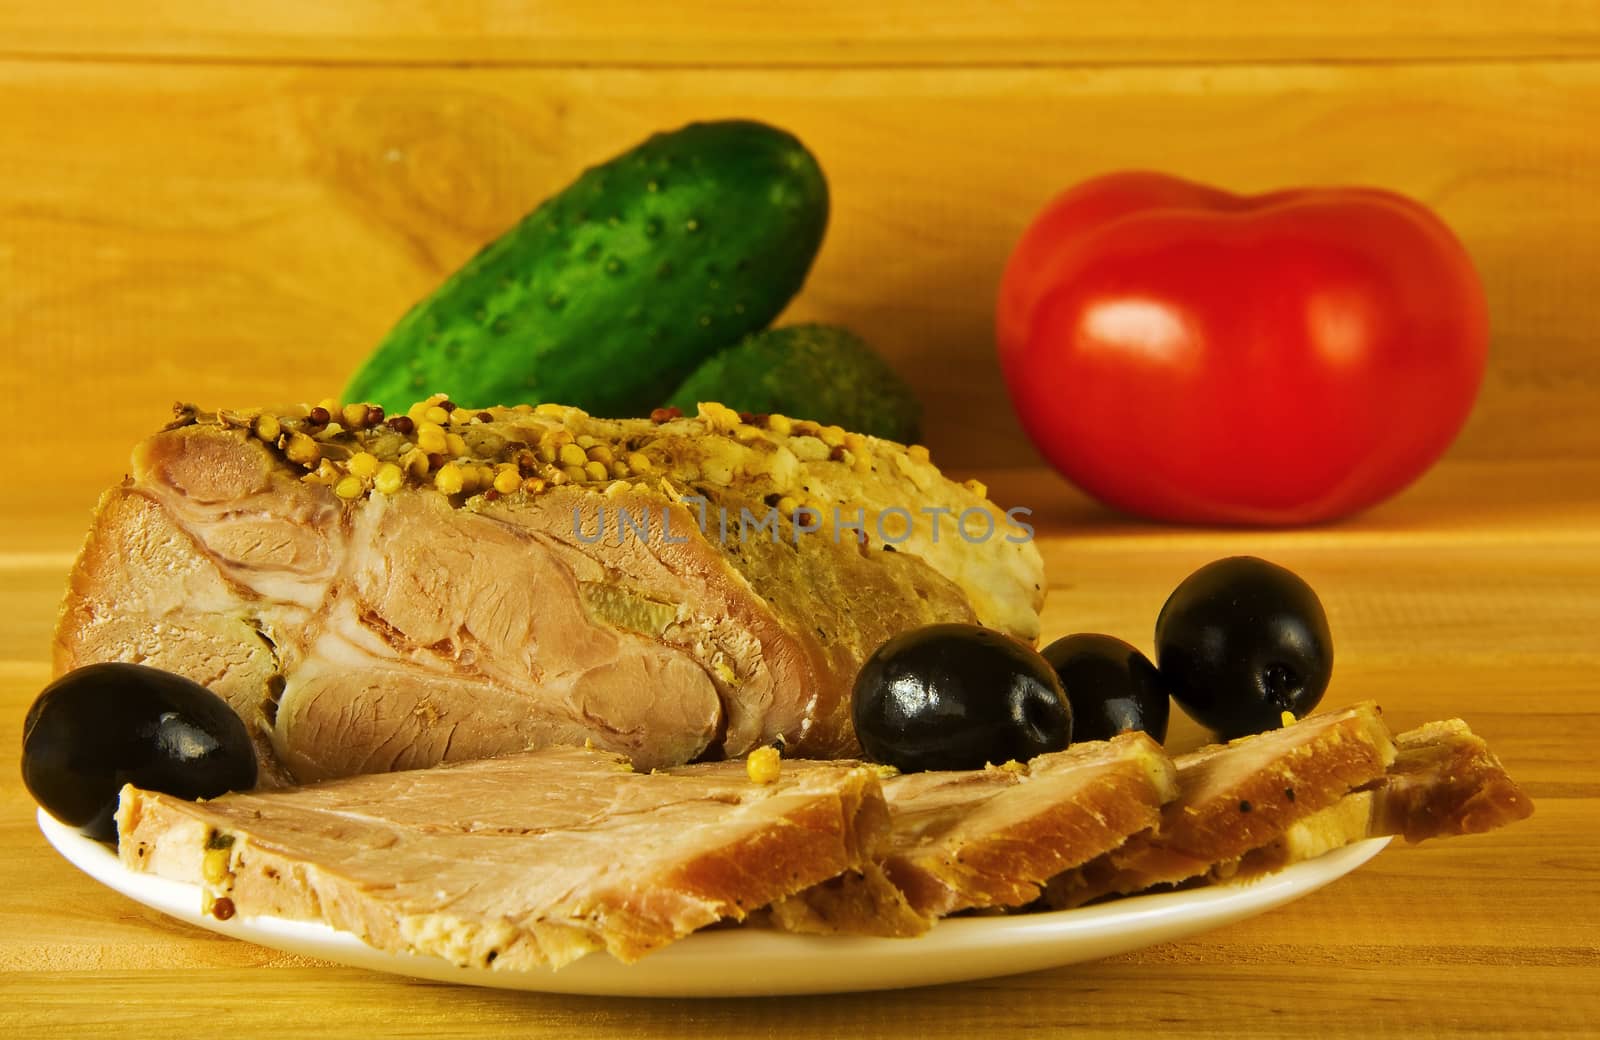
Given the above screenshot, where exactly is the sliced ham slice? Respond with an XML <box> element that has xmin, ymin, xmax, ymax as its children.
<box><xmin>1044</xmin><ymin>702</ymin><xmax>1397</xmax><ymax>908</ymax></box>
<box><xmin>116</xmin><ymin>746</ymin><xmax>887</xmax><ymax>970</ymax></box>
<box><xmin>771</xmin><ymin>732</ymin><xmax>1178</xmax><ymax>935</ymax></box>
<box><xmin>112</xmin><ymin>710</ymin><xmax>1535</xmax><ymax>965</ymax></box>
<box><xmin>1240</xmin><ymin>717</ymin><xmax>1535</xmax><ymax>872</ymax></box>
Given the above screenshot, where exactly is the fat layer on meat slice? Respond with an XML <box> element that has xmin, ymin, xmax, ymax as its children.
<box><xmin>770</xmin><ymin>733</ymin><xmax>1179</xmax><ymax>936</ymax></box>
<box><xmin>1238</xmin><ymin>717</ymin><xmax>1535</xmax><ymax>874</ymax></box>
<box><xmin>116</xmin><ymin>745</ymin><xmax>889</xmax><ymax>971</ymax></box>
<box><xmin>57</xmin><ymin>401</ymin><xmax>1041</xmax><ymax>784</ymax></box>
<box><xmin>1045</xmin><ymin>702</ymin><xmax>1397</xmax><ymax>909</ymax></box>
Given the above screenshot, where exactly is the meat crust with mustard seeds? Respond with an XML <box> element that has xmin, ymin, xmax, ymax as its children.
<box><xmin>55</xmin><ymin>397</ymin><xmax>1042</xmax><ymax>785</ymax></box>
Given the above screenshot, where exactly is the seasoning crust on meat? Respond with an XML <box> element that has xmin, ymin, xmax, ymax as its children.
<box><xmin>55</xmin><ymin>398</ymin><xmax>1043</xmax><ymax>785</ymax></box>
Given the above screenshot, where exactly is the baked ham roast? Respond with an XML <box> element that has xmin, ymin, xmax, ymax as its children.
<box><xmin>54</xmin><ymin>398</ymin><xmax>1043</xmax><ymax>785</ymax></box>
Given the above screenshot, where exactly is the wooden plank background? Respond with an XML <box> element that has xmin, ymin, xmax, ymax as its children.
<box><xmin>3</xmin><ymin>2</ymin><xmax>1599</xmax><ymax>64</ymax></box>
<box><xmin>3</xmin><ymin>68</ymin><xmax>1596</xmax><ymax>506</ymax></box>
<box><xmin>3</xmin><ymin>3</ymin><xmax>1599</xmax><ymax>534</ymax></box>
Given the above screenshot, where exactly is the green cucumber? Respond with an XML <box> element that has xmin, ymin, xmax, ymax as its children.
<box><xmin>666</xmin><ymin>324</ymin><xmax>921</xmax><ymax>443</ymax></box>
<box><xmin>343</xmin><ymin>120</ymin><xmax>829</xmax><ymax>416</ymax></box>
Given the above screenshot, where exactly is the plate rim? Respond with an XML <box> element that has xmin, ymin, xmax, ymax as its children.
<box><xmin>37</xmin><ymin>806</ymin><xmax>1391</xmax><ymax>996</ymax></box>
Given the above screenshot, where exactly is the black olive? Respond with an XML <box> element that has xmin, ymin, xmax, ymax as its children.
<box><xmin>21</xmin><ymin>663</ymin><xmax>258</xmax><ymax>842</ymax></box>
<box><xmin>852</xmin><ymin>623</ymin><xmax>1072</xmax><ymax>772</ymax></box>
<box><xmin>1041</xmin><ymin>633</ymin><xmax>1170</xmax><ymax>744</ymax></box>
<box><xmin>1155</xmin><ymin>556</ymin><xmax>1333</xmax><ymax>739</ymax></box>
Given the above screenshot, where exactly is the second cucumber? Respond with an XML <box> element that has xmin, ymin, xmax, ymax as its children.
<box><xmin>343</xmin><ymin>120</ymin><xmax>829</xmax><ymax>416</ymax></box>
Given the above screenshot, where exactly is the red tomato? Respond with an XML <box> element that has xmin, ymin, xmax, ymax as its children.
<box><xmin>996</xmin><ymin>172</ymin><xmax>1488</xmax><ymax>525</ymax></box>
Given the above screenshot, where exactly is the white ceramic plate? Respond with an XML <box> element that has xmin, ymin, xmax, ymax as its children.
<box><xmin>39</xmin><ymin>808</ymin><xmax>1388</xmax><ymax>997</ymax></box>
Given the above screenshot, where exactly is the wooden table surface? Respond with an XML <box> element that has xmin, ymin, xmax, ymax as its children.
<box><xmin>2</xmin><ymin>458</ymin><xmax>1594</xmax><ymax>1038</ymax></box>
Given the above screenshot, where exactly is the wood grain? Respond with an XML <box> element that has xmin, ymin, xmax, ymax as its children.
<box><xmin>3</xmin><ymin>60</ymin><xmax>1599</xmax><ymax>477</ymax></box>
<box><xmin>2</xmin><ymin>1</ymin><xmax>1598</xmax><ymax>65</ymax></box>
<box><xmin>2</xmin><ymin>461</ymin><xmax>1595</xmax><ymax>1036</ymax></box>
<box><xmin>0</xmin><ymin>964</ymin><xmax>1596</xmax><ymax>1039</ymax></box>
